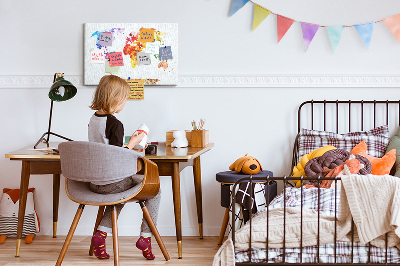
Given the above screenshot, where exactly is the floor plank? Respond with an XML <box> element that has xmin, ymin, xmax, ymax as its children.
<box><xmin>0</xmin><ymin>236</ymin><xmax>222</xmax><ymax>265</ymax></box>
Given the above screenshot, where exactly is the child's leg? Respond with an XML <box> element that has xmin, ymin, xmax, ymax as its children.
<box><xmin>136</xmin><ymin>188</ymin><xmax>161</xmax><ymax>260</ymax></box>
<box><xmin>92</xmin><ymin>204</ymin><xmax>124</xmax><ymax>259</ymax></box>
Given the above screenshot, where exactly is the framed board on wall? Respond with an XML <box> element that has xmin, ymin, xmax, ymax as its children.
<box><xmin>84</xmin><ymin>23</ymin><xmax>178</xmax><ymax>85</ymax></box>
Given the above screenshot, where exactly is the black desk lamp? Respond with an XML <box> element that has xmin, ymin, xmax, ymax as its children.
<box><xmin>34</xmin><ymin>73</ymin><xmax>77</xmax><ymax>149</ymax></box>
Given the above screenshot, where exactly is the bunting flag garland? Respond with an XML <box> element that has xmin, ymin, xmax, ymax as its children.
<box><xmin>326</xmin><ymin>26</ymin><xmax>345</xmax><ymax>52</ymax></box>
<box><xmin>229</xmin><ymin>0</ymin><xmax>400</xmax><ymax>52</ymax></box>
<box><xmin>383</xmin><ymin>14</ymin><xmax>400</xmax><ymax>44</ymax></box>
<box><xmin>354</xmin><ymin>22</ymin><xmax>374</xmax><ymax>49</ymax></box>
<box><xmin>277</xmin><ymin>15</ymin><xmax>295</xmax><ymax>43</ymax></box>
<box><xmin>253</xmin><ymin>4</ymin><xmax>271</xmax><ymax>31</ymax></box>
<box><xmin>230</xmin><ymin>0</ymin><xmax>250</xmax><ymax>17</ymax></box>
<box><xmin>301</xmin><ymin>22</ymin><xmax>319</xmax><ymax>52</ymax></box>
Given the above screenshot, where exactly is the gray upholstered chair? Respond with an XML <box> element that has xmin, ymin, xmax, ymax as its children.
<box><xmin>55</xmin><ymin>141</ymin><xmax>169</xmax><ymax>266</ymax></box>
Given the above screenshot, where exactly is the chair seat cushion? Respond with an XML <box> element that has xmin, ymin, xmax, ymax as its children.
<box><xmin>216</xmin><ymin>170</ymin><xmax>273</xmax><ymax>184</ymax></box>
<box><xmin>66</xmin><ymin>175</ymin><xmax>144</xmax><ymax>205</ymax></box>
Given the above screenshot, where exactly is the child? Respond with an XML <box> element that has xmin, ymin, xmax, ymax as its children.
<box><xmin>88</xmin><ymin>75</ymin><xmax>161</xmax><ymax>260</ymax></box>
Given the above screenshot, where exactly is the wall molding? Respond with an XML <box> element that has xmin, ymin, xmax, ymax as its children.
<box><xmin>1</xmin><ymin>75</ymin><xmax>399</xmax><ymax>88</ymax></box>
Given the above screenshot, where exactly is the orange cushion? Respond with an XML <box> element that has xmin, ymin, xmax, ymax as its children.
<box><xmin>351</xmin><ymin>140</ymin><xmax>396</xmax><ymax>175</ymax></box>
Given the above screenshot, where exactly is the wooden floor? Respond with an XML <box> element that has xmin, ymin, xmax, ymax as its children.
<box><xmin>0</xmin><ymin>235</ymin><xmax>223</xmax><ymax>265</ymax></box>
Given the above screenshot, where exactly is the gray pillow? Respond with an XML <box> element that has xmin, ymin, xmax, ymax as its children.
<box><xmin>386</xmin><ymin>127</ymin><xmax>400</xmax><ymax>177</ymax></box>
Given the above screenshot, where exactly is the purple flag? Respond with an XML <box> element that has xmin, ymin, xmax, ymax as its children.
<box><xmin>301</xmin><ymin>22</ymin><xmax>320</xmax><ymax>52</ymax></box>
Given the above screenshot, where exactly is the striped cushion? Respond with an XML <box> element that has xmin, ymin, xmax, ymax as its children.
<box><xmin>296</xmin><ymin>125</ymin><xmax>390</xmax><ymax>164</ymax></box>
<box><xmin>0</xmin><ymin>213</ymin><xmax>37</xmax><ymax>237</ymax></box>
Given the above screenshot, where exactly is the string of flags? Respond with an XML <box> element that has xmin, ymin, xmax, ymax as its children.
<box><xmin>230</xmin><ymin>0</ymin><xmax>400</xmax><ymax>52</ymax></box>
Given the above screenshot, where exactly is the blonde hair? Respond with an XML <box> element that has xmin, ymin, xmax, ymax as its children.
<box><xmin>90</xmin><ymin>75</ymin><xmax>130</xmax><ymax>114</ymax></box>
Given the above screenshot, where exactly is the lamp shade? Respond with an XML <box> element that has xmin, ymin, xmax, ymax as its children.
<box><xmin>48</xmin><ymin>76</ymin><xmax>77</xmax><ymax>102</ymax></box>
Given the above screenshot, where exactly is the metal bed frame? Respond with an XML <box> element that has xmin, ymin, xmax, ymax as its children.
<box><xmin>232</xmin><ymin>100</ymin><xmax>400</xmax><ymax>265</ymax></box>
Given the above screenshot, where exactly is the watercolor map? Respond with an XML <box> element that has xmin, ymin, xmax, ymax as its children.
<box><xmin>84</xmin><ymin>23</ymin><xmax>178</xmax><ymax>85</ymax></box>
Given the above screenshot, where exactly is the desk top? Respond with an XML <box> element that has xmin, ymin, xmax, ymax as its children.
<box><xmin>5</xmin><ymin>142</ymin><xmax>214</xmax><ymax>161</ymax></box>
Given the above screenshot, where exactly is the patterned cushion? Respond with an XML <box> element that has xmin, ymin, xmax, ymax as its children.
<box><xmin>296</xmin><ymin>125</ymin><xmax>390</xmax><ymax>164</ymax></box>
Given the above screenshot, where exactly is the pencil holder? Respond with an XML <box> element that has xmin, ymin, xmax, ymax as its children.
<box><xmin>191</xmin><ymin>130</ymin><xmax>209</xmax><ymax>148</ymax></box>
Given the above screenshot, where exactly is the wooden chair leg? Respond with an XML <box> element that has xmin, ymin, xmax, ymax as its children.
<box><xmin>139</xmin><ymin>201</ymin><xmax>170</xmax><ymax>261</ymax></box>
<box><xmin>56</xmin><ymin>204</ymin><xmax>85</xmax><ymax>266</ymax></box>
<box><xmin>218</xmin><ymin>208</ymin><xmax>230</xmax><ymax>245</ymax></box>
<box><xmin>89</xmin><ymin>206</ymin><xmax>105</xmax><ymax>256</ymax></box>
<box><xmin>111</xmin><ymin>205</ymin><xmax>119</xmax><ymax>266</ymax></box>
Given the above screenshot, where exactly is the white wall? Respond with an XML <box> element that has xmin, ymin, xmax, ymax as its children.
<box><xmin>1</xmin><ymin>0</ymin><xmax>400</xmax><ymax>236</ymax></box>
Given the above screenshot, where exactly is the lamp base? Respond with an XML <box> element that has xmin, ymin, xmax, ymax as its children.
<box><xmin>33</xmin><ymin>132</ymin><xmax>73</xmax><ymax>149</ymax></box>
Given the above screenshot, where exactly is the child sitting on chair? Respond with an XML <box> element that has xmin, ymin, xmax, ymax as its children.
<box><xmin>88</xmin><ymin>75</ymin><xmax>161</xmax><ymax>260</ymax></box>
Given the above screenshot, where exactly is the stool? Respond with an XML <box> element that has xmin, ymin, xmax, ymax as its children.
<box><xmin>216</xmin><ymin>170</ymin><xmax>276</xmax><ymax>245</ymax></box>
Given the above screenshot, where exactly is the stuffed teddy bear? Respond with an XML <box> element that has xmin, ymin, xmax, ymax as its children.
<box><xmin>230</xmin><ymin>154</ymin><xmax>263</xmax><ymax>175</ymax></box>
<box><xmin>171</xmin><ymin>130</ymin><xmax>188</xmax><ymax>148</ymax></box>
<box><xmin>0</xmin><ymin>188</ymin><xmax>39</xmax><ymax>244</ymax></box>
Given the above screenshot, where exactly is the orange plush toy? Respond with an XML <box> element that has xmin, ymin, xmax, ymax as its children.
<box><xmin>0</xmin><ymin>188</ymin><xmax>39</xmax><ymax>244</ymax></box>
<box><xmin>351</xmin><ymin>140</ymin><xmax>396</xmax><ymax>175</ymax></box>
<box><xmin>230</xmin><ymin>154</ymin><xmax>263</xmax><ymax>175</ymax></box>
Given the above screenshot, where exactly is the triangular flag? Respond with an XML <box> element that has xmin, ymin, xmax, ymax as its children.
<box><xmin>252</xmin><ymin>4</ymin><xmax>271</xmax><ymax>31</ymax></box>
<box><xmin>230</xmin><ymin>0</ymin><xmax>250</xmax><ymax>17</ymax></box>
<box><xmin>326</xmin><ymin>25</ymin><xmax>345</xmax><ymax>52</ymax></box>
<box><xmin>277</xmin><ymin>15</ymin><xmax>295</xmax><ymax>43</ymax></box>
<box><xmin>354</xmin><ymin>22</ymin><xmax>374</xmax><ymax>49</ymax></box>
<box><xmin>301</xmin><ymin>22</ymin><xmax>319</xmax><ymax>52</ymax></box>
<box><xmin>383</xmin><ymin>14</ymin><xmax>400</xmax><ymax>44</ymax></box>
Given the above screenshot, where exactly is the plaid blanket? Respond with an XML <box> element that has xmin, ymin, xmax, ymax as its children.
<box><xmin>235</xmin><ymin>186</ymin><xmax>400</xmax><ymax>263</ymax></box>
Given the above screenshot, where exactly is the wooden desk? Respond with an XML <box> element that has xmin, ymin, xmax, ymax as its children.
<box><xmin>5</xmin><ymin>142</ymin><xmax>213</xmax><ymax>259</ymax></box>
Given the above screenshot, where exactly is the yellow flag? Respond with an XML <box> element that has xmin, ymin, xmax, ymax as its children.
<box><xmin>253</xmin><ymin>4</ymin><xmax>271</xmax><ymax>31</ymax></box>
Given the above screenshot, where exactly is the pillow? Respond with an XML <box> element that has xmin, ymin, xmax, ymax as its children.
<box><xmin>386</xmin><ymin>127</ymin><xmax>400</xmax><ymax>177</ymax></box>
<box><xmin>351</xmin><ymin>140</ymin><xmax>396</xmax><ymax>175</ymax></box>
<box><xmin>296</xmin><ymin>125</ymin><xmax>390</xmax><ymax>163</ymax></box>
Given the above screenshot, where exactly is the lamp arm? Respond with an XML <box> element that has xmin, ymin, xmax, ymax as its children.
<box><xmin>46</xmin><ymin>100</ymin><xmax>54</xmax><ymax>143</ymax></box>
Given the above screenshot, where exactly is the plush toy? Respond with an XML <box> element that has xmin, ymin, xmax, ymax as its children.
<box><xmin>292</xmin><ymin>145</ymin><xmax>336</xmax><ymax>187</ymax></box>
<box><xmin>171</xmin><ymin>130</ymin><xmax>188</xmax><ymax>148</ymax></box>
<box><xmin>351</xmin><ymin>140</ymin><xmax>396</xmax><ymax>175</ymax></box>
<box><xmin>0</xmin><ymin>188</ymin><xmax>39</xmax><ymax>244</ymax></box>
<box><xmin>230</xmin><ymin>154</ymin><xmax>263</xmax><ymax>175</ymax></box>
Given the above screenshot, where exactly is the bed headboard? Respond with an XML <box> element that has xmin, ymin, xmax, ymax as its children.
<box><xmin>292</xmin><ymin>100</ymin><xmax>400</xmax><ymax>169</ymax></box>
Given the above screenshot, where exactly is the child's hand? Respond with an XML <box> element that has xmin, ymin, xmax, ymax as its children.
<box><xmin>126</xmin><ymin>131</ymin><xmax>145</xmax><ymax>150</ymax></box>
<box><xmin>133</xmin><ymin>143</ymin><xmax>148</xmax><ymax>153</ymax></box>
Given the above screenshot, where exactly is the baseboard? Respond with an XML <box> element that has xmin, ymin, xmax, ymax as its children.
<box><xmin>38</xmin><ymin>225</ymin><xmax>223</xmax><ymax>237</ymax></box>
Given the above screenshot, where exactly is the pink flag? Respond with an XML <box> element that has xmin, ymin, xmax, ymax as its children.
<box><xmin>301</xmin><ymin>22</ymin><xmax>320</xmax><ymax>52</ymax></box>
<box><xmin>277</xmin><ymin>15</ymin><xmax>295</xmax><ymax>43</ymax></box>
<box><xmin>383</xmin><ymin>14</ymin><xmax>400</xmax><ymax>44</ymax></box>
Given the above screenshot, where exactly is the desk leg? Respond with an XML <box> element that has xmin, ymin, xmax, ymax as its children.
<box><xmin>171</xmin><ymin>162</ymin><xmax>182</xmax><ymax>259</ymax></box>
<box><xmin>53</xmin><ymin>174</ymin><xmax>60</xmax><ymax>238</ymax></box>
<box><xmin>193</xmin><ymin>157</ymin><xmax>203</xmax><ymax>239</ymax></box>
<box><xmin>16</xmin><ymin>161</ymin><xmax>31</xmax><ymax>257</ymax></box>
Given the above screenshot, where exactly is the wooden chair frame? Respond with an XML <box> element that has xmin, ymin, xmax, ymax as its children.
<box><xmin>56</xmin><ymin>157</ymin><xmax>170</xmax><ymax>266</ymax></box>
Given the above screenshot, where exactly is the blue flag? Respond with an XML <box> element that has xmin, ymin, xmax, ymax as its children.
<box><xmin>354</xmin><ymin>22</ymin><xmax>374</xmax><ymax>49</ymax></box>
<box><xmin>230</xmin><ymin>0</ymin><xmax>250</xmax><ymax>17</ymax></box>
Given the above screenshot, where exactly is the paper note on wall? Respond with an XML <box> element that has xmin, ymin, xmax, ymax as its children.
<box><xmin>90</xmin><ymin>49</ymin><xmax>105</xmax><ymax>63</ymax></box>
<box><xmin>105</xmin><ymin>61</ymin><xmax>120</xmax><ymax>73</ymax></box>
<box><xmin>159</xmin><ymin>46</ymin><xmax>173</xmax><ymax>60</ymax></box>
<box><xmin>109</xmin><ymin>52</ymin><xmax>124</xmax><ymax>67</ymax></box>
<box><xmin>126</xmin><ymin>79</ymin><xmax>144</xmax><ymax>100</ymax></box>
<box><xmin>139</xmin><ymin>28</ymin><xmax>154</xmax><ymax>43</ymax></box>
<box><xmin>145</xmin><ymin>41</ymin><xmax>160</xmax><ymax>54</ymax></box>
<box><xmin>137</xmin><ymin>52</ymin><xmax>151</xmax><ymax>65</ymax></box>
<box><xmin>99</xmin><ymin>32</ymin><xmax>113</xmax><ymax>46</ymax></box>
